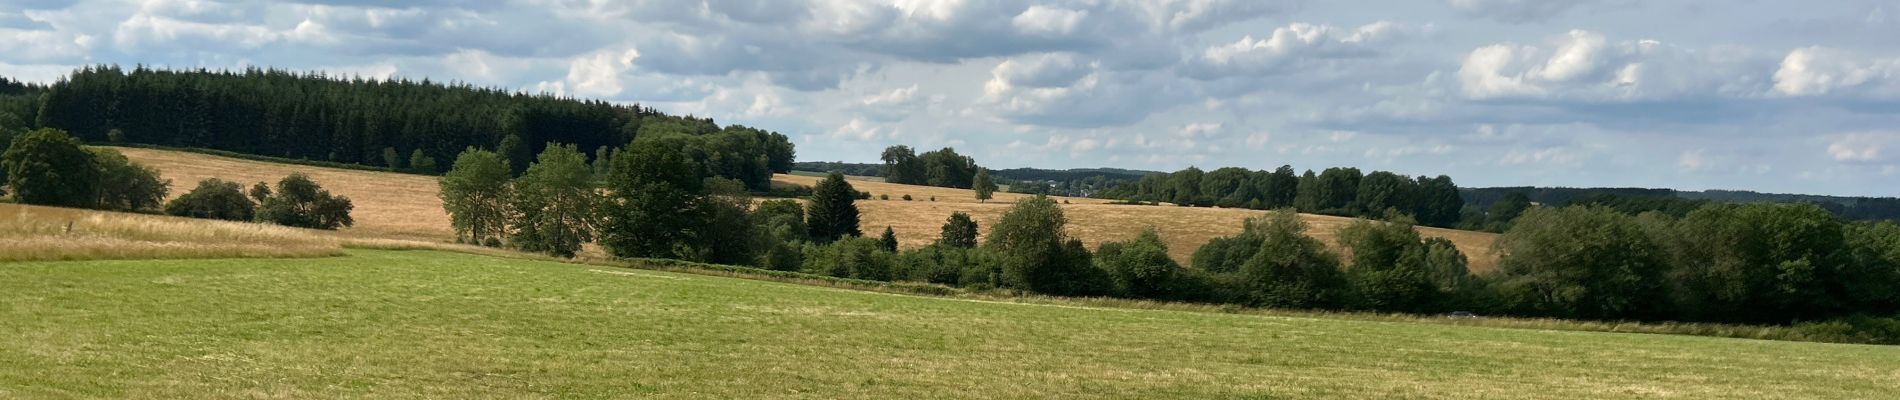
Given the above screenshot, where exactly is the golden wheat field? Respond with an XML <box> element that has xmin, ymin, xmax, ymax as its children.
<box><xmin>116</xmin><ymin>147</ymin><xmax>1499</xmax><ymax>271</ymax></box>
<box><xmin>0</xmin><ymin>202</ymin><xmax>531</xmax><ymax>262</ymax></box>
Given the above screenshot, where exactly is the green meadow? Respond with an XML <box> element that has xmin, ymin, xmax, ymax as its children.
<box><xmin>3</xmin><ymin>250</ymin><xmax>1896</xmax><ymax>399</ymax></box>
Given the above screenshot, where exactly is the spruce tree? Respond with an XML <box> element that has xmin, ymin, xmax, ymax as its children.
<box><xmin>807</xmin><ymin>172</ymin><xmax>862</xmax><ymax>242</ymax></box>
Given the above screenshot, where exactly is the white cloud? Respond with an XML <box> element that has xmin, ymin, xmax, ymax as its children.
<box><xmin>1012</xmin><ymin>5</ymin><xmax>1087</xmax><ymax>35</ymax></box>
<box><xmin>564</xmin><ymin>48</ymin><xmax>639</xmax><ymax>97</ymax></box>
<box><xmin>1826</xmin><ymin>132</ymin><xmax>1899</xmax><ymax>163</ymax></box>
<box><xmin>1677</xmin><ymin>149</ymin><xmax>1708</xmax><ymax>171</ymax></box>
<box><xmin>1457</xmin><ymin>30</ymin><xmax>1771</xmax><ymax>101</ymax></box>
<box><xmin>1773</xmin><ymin>47</ymin><xmax>1900</xmax><ymax>98</ymax></box>
<box><xmin>1183</xmin><ymin>21</ymin><xmax>1414</xmax><ymax>79</ymax></box>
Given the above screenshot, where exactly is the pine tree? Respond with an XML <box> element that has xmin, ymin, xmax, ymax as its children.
<box><xmin>807</xmin><ymin>172</ymin><xmax>862</xmax><ymax>242</ymax></box>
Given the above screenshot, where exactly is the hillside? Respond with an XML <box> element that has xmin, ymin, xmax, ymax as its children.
<box><xmin>3</xmin><ymin>249</ymin><xmax>1895</xmax><ymax>398</ymax></box>
<box><xmin>122</xmin><ymin>147</ymin><xmax>1501</xmax><ymax>271</ymax></box>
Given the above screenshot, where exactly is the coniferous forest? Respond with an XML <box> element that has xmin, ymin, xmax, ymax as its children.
<box><xmin>23</xmin><ymin>66</ymin><xmax>794</xmax><ymax>188</ymax></box>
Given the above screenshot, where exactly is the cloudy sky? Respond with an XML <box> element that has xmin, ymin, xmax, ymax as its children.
<box><xmin>3</xmin><ymin>0</ymin><xmax>1897</xmax><ymax>196</ymax></box>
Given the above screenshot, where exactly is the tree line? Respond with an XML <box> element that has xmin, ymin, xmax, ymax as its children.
<box><xmin>22</xmin><ymin>66</ymin><xmax>793</xmax><ymax>189</ymax></box>
<box><xmin>440</xmin><ymin>136</ymin><xmax>1900</xmax><ymax>337</ymax></box>
<box><xmin>1097</xmin><ymin>166</ymin><xmax>1466</xmax><ymax>228</ymax></box>
<box><xmin>2</xmin><ymin>128</ymin><xmax>354</xmax><ymax>230</ymax></box>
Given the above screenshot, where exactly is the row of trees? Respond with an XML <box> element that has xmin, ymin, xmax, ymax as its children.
<box><xmin>2</xmin><ymin>128</ymin><xmax>353</xmax><ymax>229</ymax></box>
<box><xmin>879</xmin><ymin>146</ymin><xmax>981</xmax><ymax>188</ymax></box>
<box><xmin>1101</xmin><ymin>166</ymin><xmax>1465</xmax><ymax>227</ymax></box>
<box><xmin>28</xmin><ymin>66</ymin><xmax>793</xmax><ymax>181</ymax></box>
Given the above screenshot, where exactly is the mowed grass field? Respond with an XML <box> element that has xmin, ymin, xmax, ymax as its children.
<box><xmin>3</xmin><ymin>250</ymin><xmax>1896</xmax><ymax>399</ymax></box>
<box><xmin>117</xmin><ymin>147</ymin><xmax>1499</xmax><ymax>271</ymax></box>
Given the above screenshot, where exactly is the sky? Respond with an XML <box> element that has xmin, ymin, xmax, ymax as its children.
<box><xmin>2</xmin><ymin>0</ymin><xmax>1897</xmax><ymax>196</ymax></box>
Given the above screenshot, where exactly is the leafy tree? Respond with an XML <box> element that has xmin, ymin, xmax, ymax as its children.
<box><xmin>1337</xmin><ymin>220</ymin><xmax>1441</xmax><ymax>312</ymax></box>
<box><xmin>1414</xmin><ymin>175</ymin><xmax>1464</xmax><ymax>227</ymax></box>
<box><xmin>1233</xmin><ymin>210</ymin><xmax>1350</xmax><ymax>309</ymax></box>
<box><xmin>879</xmin><ymin>226</ymin><xmax>899</xmax><ymax>252</ymax></box>
<box><xmin>1292</xmin><ymin>170</ymin><xmax>1321</xmax><ymax>212</ymax></box>
<box><xmin>408</xmin><ymin>149</ymin><xmax>437</xmax><ymax>173</ymax></box>
<box><xmin>1097</xmin><ymin>228</ymin><xmax>1183</xmax><ymax>299</ymax></box>
<box><xmin>896</xmin><ymin>244</ymin><xmax>999</xmax><ymax>286</ymax></box>
<box><xmin>89</xmin><ymin>148</ymin><xmax>170</xmax><ymax>212</ymax></box>
<box><xmin>1190</xmin><ymin>235</ymin><xmax>1262</xmax><ymax>274</ymax></box>
<box><xmin>973</xmin><ymin>168</ymin><xmax>997</xmax><ymax>202</ymax></box>
<box><xmin>1492</xmin><ymin>206</ymin><xmax>1669</xmax><ymax>320</ymax></box>
<box><xmin>938</xmin><ymin>212</ymin><xmax>980</xmax><ymax>248</ymax></box>
<box><xmin>1486</xmin><ymin>192</ymin><xmax>1532</xmax><ymax>231</ymax></box>
<box><xmin>807</xmin><ymin>172</ymin><xmax>862</xmax><ymax>242</ymax></box>
<box><xmin>508</xmin><ymin>144</ymin><xmax>596</xmax><ymax>258</ymax></box>
<box><xmin>1201</xmin><ymin>167</ymin><xmax>1251</xmax><ymax>208</ymax></box>
<box><xmin>753</xmin><ymin>199</ymin><xmax>808</xmax><ymax>271</ymax></box>
<box><xmin>1262</xmin><ymin>165</ymin><xmax>1300</xmax><ymax>209</ymax></box>
<box><xmin>248</xmin><ymin>181</ymin><xmax>272</xmax><ymax>203</ymax></box>
<box><xmin>1171</xmin><ymin>167</ymin><xmax>1205</xmax><ymax>206</ymax></box>
<box><xmin>918</xmin><ymin>147</ymin><xmax>978</xmax><ymax>188</ymax></box>
<box><xmin>165</xmin><ymin>178</ymin><xmax>255</xmax><ymax>221</ymax></box>
<box><xmin>1355</xmin><ymin>171</ymin><xmax>1415</xmax><ymax>218</ymax></box>
<box><xmin>256</xmin><ymin>173</ymin><xmax>354</xmax><ymax>230</ymax></box>
<box><xmin>2</xmin><ymin>129</ymin><xmax>99</xmax><ymax>207</ymax></box>
<box><xmin>1314</xmin><ymin>167</ymin><xmax>1363</xmax><ymax>215</ymax></box>
<box><xmin>439</xmin><ymin>147</ymin><xmax>512</xmax><ymax>246</ymax></box>
<box><xmin>1663</xmin><ymin>203</ymin><xmax>1849</xmax><ymax>322</ymax></box>
<box><xmin>599</xmin><ymin>137</ymin><xmax>705</xmax><ymax>259</ymax></box>
<box><xmin>1842</xmin><ymin>221</ymin><xmax>1900</xmax><ymax>314</ymax></box>
<box><xmin>987</xmin><ymin>195</ymin><xmax>1108</xmax><ymax>296</ymax></box>
<box><xmin>880</xmin><ymin>145</ymin><xmax>922</xmax><ymax>184</ymax></box>
<box><xmin>693</xmin><ymin>177</ymin><xmax>757</xmax><ymax>264</ymax></box>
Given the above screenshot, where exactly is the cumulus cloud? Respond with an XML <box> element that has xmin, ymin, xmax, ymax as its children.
<box><xmin>979</xmin><ymin>54</ymin><xmax>1185</xmax><ymax>128</ymax></box>
<box><xmin>1182</xmin><ymin>21</ymin><xmax>1417</xmax><ymax>79</ymax></box>
<box><xmin>1773</xmin><ymin>47</ymin><xmax>1900</xmax><ymax>98</ymax></box>
<box><xmin>1457</xmin><ymin>30</ymin><xmax>1773</xmax><ymax>101</ymax></box>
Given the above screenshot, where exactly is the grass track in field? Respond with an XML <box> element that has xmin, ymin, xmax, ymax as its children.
<box><xmin>2</xmin><ymin>250</ymin><xmax>1894</xmax><ymax>399</ymax></box>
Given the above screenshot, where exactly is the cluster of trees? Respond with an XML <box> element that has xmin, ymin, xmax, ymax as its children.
<box><xmin>28</xmin><ymin>67</ymin><xmax>792</xmax><ymax>182</ymax></box>
<box><xmin>1101</xmin><ymin>166</ymin><xmax>1464</xmax><ymax>227</ymax></box>
<box><xmin>1464</xmin><ymin>186</ymin><xmax>1900</xmax><ymax>224</ymax></box>
<box><xmin>878</xmin><ymin>146</ymin><xmax>981</xmax><ymax>188</ymax></box>
<box><xmin>1</xmin><ymin>128</ymin><xmax>352</xmax><ymax>229</ymax></box>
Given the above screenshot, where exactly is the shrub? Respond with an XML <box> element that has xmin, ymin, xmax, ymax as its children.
<box><xmin>164</xmin><ymin>178</ymin><xmax>255</xmax><ymax>221</ymax></box>
<box><xmin>1098</xmin><ymin>228</ymin><xmax>1184</xmax><ymax>299</ymax></box>
<box><xmin>896</xmin><ymin>244</ymin><xmax>999</xmax><ymax>285</ymax></box>
<box><xmin>255</xmin><ymin>173</ymin><xmax>354</xmax><ymax>230</ymax></box>
<box><xmin>1337</xmin><ymin>220</ymin><xmax>1441</xmax><ymax>313</ymax></box>
<box><xmin>902</xmin><ymin>194</ymin><xmax>913</xmax><ymax>201</ymax></box>
<box><xmin>879</xmin><ymin>194</ymin><xmax>889</xmax><ymax>200</ymax></box>
<box><xmin>802</xmin><ymin>236</ymin><xmax>896</xmax><ymax>281</ymax></box>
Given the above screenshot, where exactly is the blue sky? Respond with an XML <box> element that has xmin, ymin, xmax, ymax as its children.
<box><xmin>2</xmin><ymin>0</ymin><xmax>1897</xmax><ymax>196</ymax></box>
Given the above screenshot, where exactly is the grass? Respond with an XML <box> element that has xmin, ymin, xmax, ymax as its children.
<box><xmin>0</xmin><ymin>203</ymin><xmax>533</xmax><ymax>262</ymax></box>
<box><xmin>2</xmin><ymin>249</ymin><xmax>1896</xmax><ymax>399</ymax></box>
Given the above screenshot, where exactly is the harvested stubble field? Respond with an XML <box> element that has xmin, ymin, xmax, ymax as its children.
<box><xmin>116</xmin><ymin>147</ymin><xmax>1498</xmax><ymax>271</ymax></box>
<box><xmin>0</xmin><ymin>203</ymin><xmax>527</xmax><ymax>262</ymax></box>
<box><xmin>2</xmin><ymin>249</ymin><xmax>1895</xmax><ymax>398</ymax></box>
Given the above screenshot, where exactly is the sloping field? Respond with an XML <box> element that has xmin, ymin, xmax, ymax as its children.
<box><xmin>113</xmin><ymin>147</ymin><xmax>452</xmax><ymax>240</ymax></box>
<box><xmin>775</xmin><ymin>174</ymin><xmax>1499</xmax><ymax>272</ymax></box>
<box><xmin>116</xmin><ymin>147</ymin><xmax>1498</xmax><ymax>271</ymax></box>
<box><xmin>2</xmin><ymin>250</ymin><xmax>1894</xmax><ymax>398</ymax></box>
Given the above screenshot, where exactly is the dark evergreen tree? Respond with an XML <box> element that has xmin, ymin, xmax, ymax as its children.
<box><xmin>807</xmin><ymin>172</ymin><xmax>862</xmax><ymax>242</ymax></box>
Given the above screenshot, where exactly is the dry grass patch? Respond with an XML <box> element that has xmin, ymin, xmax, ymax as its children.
<box><xmin>0</xmin><ymin>203</ymin><xmax>343</xmax><ymax>261</ymax></box>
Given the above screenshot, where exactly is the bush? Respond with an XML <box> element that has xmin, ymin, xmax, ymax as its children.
<box><xmin>1337</xmin><ymin>220</ymin><xmax>1443</xmax><ymax>313</ymax></box>
<box><xmin>1190</xmin><ymin>235</ymin><xmax>1260</xmax><ymax>274</ymax></box>
<box><xmin>164</xmin><ymin>178</ymin><xmax>255</xmax><ymax>221</ymax></box>
<box><xmin>1097</xmin><ymin>228</ymin><xmax>1186</xmax><ymax>300</ymax></box>
<box><xmin>803</xmin><ymin>236</ymin><xmax>896</xmax><ymax>281</ymax></box>
<box><xmin>879</xmin><ymin>194</ymin><xmax>889</xmax><ymax>200</ymax></box>
<box><xmin>255</xmin><ymin>173</ymin><xmax>354</xmax><ymax>230</ymax></box>
<box><xmin>902</xmin><ymin>194</ymin><xmax>913</xmax><ymax>201</ymax></box>
<box><xmin>896</xmin><ymin>244</ymin><xmax>999</xmax><ymax>286</ymax></box>
<box><xmin>752</xmin><ymin>199</ymin><xmax>810</xmax><ymax>271</ymax></box>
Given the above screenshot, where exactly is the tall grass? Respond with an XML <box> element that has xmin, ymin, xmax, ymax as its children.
<box><xmin>0</xmin><ymin>203</ymin><xmax>344</xmax><ymax>261</ymax></box>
